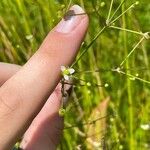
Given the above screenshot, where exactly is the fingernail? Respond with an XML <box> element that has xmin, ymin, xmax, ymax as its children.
<box><xmin>55</xmin><ymin>5</ymin><xmax>86</xmax><ymax>33</ymax></box>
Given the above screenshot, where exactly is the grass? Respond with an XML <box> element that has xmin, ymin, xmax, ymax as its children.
<box><xmin>0</xmin><ymin>0</ymin><xmax>150</xmax><ymax>149</ymax></box>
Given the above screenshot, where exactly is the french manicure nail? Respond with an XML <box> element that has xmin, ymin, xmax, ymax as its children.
<box><xmin>55</xmin><ymin>5</ymin><xmax>86</xmax><ymax>33</ymax></box>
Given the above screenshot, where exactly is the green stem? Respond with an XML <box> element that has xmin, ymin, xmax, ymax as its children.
<box><xmin>106</xmin><ymin>0</ymin><xmax>114</xmax><ymax>22</ymax></box>
<box><xmin>110</xmin><ymin>2</ymin><xmax>136</xmax><ymax>25</ymax></box>
<box><xmin>122</xmin><ymin>4</ymin><xmax>134</xmax><ymax>150</ymax></box>
<box><xmin>119</xmin><ymin>71</ymin><xmax>150</xmax><ymax>84</ymax></box>
<box><xmin>109</xmin><ymin>25</ymin><xmax>143</xmax><ymax>36</ymax></box>
<box><xmin>120</xmin><ymin>37</ymin><xmax>145</xmax><ymax>67</ymax></box>
<box><xmin>71</xmin><ymin>26</ymin><xmax>106</xmax><ymax>67</ymax></box>
<box><xmin>109</xmin><ymin>0</ymin><xmax>126</xmax><ymax>22</ymax></box>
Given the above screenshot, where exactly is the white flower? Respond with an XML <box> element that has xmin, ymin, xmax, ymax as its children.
<box><xmin>68</xmin><ymin>68</ymin><xmax>75</xmax><ymax>74</ymax></box>
<box><xmin>140</xmin><ymin>124</ymin><xmax>150</xmax><ymax>130</ymax></box>
<box><xmin>61</xmin><ymin>66</ymin><xmax>75</xmax><ymax>81</ymax></box>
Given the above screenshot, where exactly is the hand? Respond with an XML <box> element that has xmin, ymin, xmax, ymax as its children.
<box><xmin>0</xmin><ymin>5</ymin><xmax>89</xmax><ymax>150</ymax></box>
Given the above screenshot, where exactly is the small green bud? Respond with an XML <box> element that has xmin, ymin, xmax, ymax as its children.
<box><xmin>16</xmin><ymin>45</ymin><xmax>20</xmax><ymax>48</ymax></box>
<box><xmin>135</xmin><ymin>73</ymin><xmax>139</xmax><ymax>77</ymax></box>
<box><xmin>61</xmin><ymin>4</ymin><xmax>65</xmax><ymax>9</ymax></box>
<box><xmin>135</xmin><ymin>1</ymin><xmax>139</xmax><ymax>5</ymax></box>
<box><xmin>57</xmin><ymin>11</ymin><xmax>62</xmax><ymax>19</ymax></box>
<box><xmin>110</xmin><ymin>117</ymin><xmax>114</xmax><ymax>122</ymax></box>
<box><xmin>14</xmin><ymin>142</ymin><xmax>20</xmax><ymax>148</ymax></box>
<box><xmin>59</xmin><ymin>108</ymin><xmax>66</xmax><ymax>116</ymax></box>
<box><xmin>25</xmin><ymin>34</ymin><xmax>33</xmax><ymax>40</ymax></box>
<box><xmin>129</xmin><ymin>77</ymin><xmax>135</xmax><ymax>81</ymax></box>
<box><xmin>86</xmin><ymin>82</ymin><xmax>91</xmax><ymax>87</ymax></box>
<box><xmin>119</xmin><ymin>145</ymin><xmax>123</xmax><ymax>149</ymax></box>
<box><xmin>87</xmin><ymin>90</ymin><xmax>91</xmax><ymax>94</ymax></box>
<box><xmin>116</xmin><ymin>139</ymin><xmax>120</xmax><ymax>143</ymax></box>
<box><xmin>100</xmin><ymin>2</ymin><xmax>105</xmax><ymax>7</ymax></box>
<box><xmin>104</xmin><ymin>83</ymin><xmax>109</xmax><ymax>88</ymax></box>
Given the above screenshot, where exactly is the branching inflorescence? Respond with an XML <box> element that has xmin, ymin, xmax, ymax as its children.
<box><xmin>60</xmin><ymin>0</ymin><xmax>150</xmax><ymax>93</ymax></box>
<box><xmin>59</xmin><ymin>1</ymin><xmax>150</xmax><ymax>148</ymax></box>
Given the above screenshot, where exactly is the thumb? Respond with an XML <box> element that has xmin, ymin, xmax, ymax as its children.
<box><xmin>0</xmin><ymin>5</ymin><xmax>89</xmax><ymax>150</ymax></box>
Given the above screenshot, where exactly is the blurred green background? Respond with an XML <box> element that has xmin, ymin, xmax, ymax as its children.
<box><xmin>0</xmin><ymin>0</ymin><xmax>150</xmax><ymax>149</ymax></box>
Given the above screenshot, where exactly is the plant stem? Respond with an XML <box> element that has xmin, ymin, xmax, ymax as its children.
<box><xmin>71</xmin><ymin>26</ymin><xmax>106</xmax><ymax>67</ymax></box>
<box><xmin>122</xmin><ymin>4</ymin><xmax>134</xmax><ymax>149</ymax></box>
<box><xmin>109</xmin><ymin>25</ymin><xmax>143</xmax><ymax>36</ymax></box>
<box><xmin>109</xmin><ymin>0</ymin><xmax>126</xmax><ymax>22</ymax></box>
<box><xmin>110</xmin><ymin>2</ymin><xmax>136</xmax><ymax>25</ymax></box>
<box><xmin>120</xmin><ymin>37</ymin><xmax>145</xmax><ymax>67</ymax></box>
<box><xmin>119</xmin><ymin>71</ymin><xmax>150</xmax><ymax>84</ymax></box>
<box><xmin>107</xmin><ymin>0</ymin><xmax>114</xmax><ymax>22</ymax></box>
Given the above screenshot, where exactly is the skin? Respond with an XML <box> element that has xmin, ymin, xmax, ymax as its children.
<box><xmin>0</xmin><ymin>7</ymin><xmax>89</xmax><ymax>150</ymax></box>
<box><xmin>0</xmin><ymin>63</ymin><xmax>63</xmax><ymax>150</ymax></box>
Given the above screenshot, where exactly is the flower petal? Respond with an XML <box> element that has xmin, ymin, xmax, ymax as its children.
<box><xmin>64</xmin><ymin>75</ymin><xmax>69</xmax><ymax>81</ymax></box>
<box><xmin>69</xmin><ymin>68</ymin><xmax>75</xmax><ymax>74</ymax></box>
<box><xmin>61</xmin><ymin>66</ymin><xmax>66</xmax><ymax>72</ymax></box>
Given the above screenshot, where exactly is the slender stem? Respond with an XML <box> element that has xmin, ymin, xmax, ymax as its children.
<box><xmin>106</xmin><ymin>0</ymin><xmax>114</xmax><ymax>22</ymax></box>
<box><xmin>76</xmin><ymin>67</ymin><xmax>150</xmax><ymax>74</ymax></box>
<box><xmin>66</xmin><ymin>0</ymin><xmax>72</xmax><ymax>11</ymax></box>
<box><xmin>76</xmin><ymin>69</ymin><xmax>112</xmax><ymax>73</ymax></box>
<box><xmin>71</xmin><ymin>26</ymin><xmax>106</xmax><ymax>67</ymax></box>
<box><xmin>70</xmin><ymin>2</ymin><xmax>140</xmax><ymax>67</ymax></box>
<box><xmin>119</xmin><ymin>71</ymin><xmax>150</xmax><ymax>84</ymax></box>
<box><xmin>109</xmin><ymin>0</ymin><xmax>126</xmax><ymax>22</ymax></box>
<box><xmin>110</xmin><ymin>2</ymin><xmax>136</xmax><ymax>25</ymax></box>
<box><xmin>64</xmin><ymin>114</ymin><xmax>112</xmax><ymax>129</ymax></box>
<box><xmin>76</xmin><ymin>67</ymin><xmax>150</xmax><ymax>85</ymax></box>
<box><xmin>120</xmin><ymin>37</ymin><xmax>145</xmax><ymax>67</ymax></box>
<box><xmin>109</xmin><ymin>25</ymin><xmax>143</xmax><ymax>36</ymax></box>
<box><xmin>122</xmin><ymin>4</ymin><xmax>134</xmax><ymax>149</ymax></box>
<box><xmin>73</xmin><ymin>76</ymin><xmax>104</xmax><ymax>87</ymax></box>
<box><xmin>61</xmin><ymin>79</ymin><xmax>65</xmax><ymax>108</ymax></box>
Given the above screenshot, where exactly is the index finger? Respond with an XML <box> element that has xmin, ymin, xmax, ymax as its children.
<box><xmin>0</xmin><ymin>5</ymin><xmax>89</xmax><ymax>150</ymax></box>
